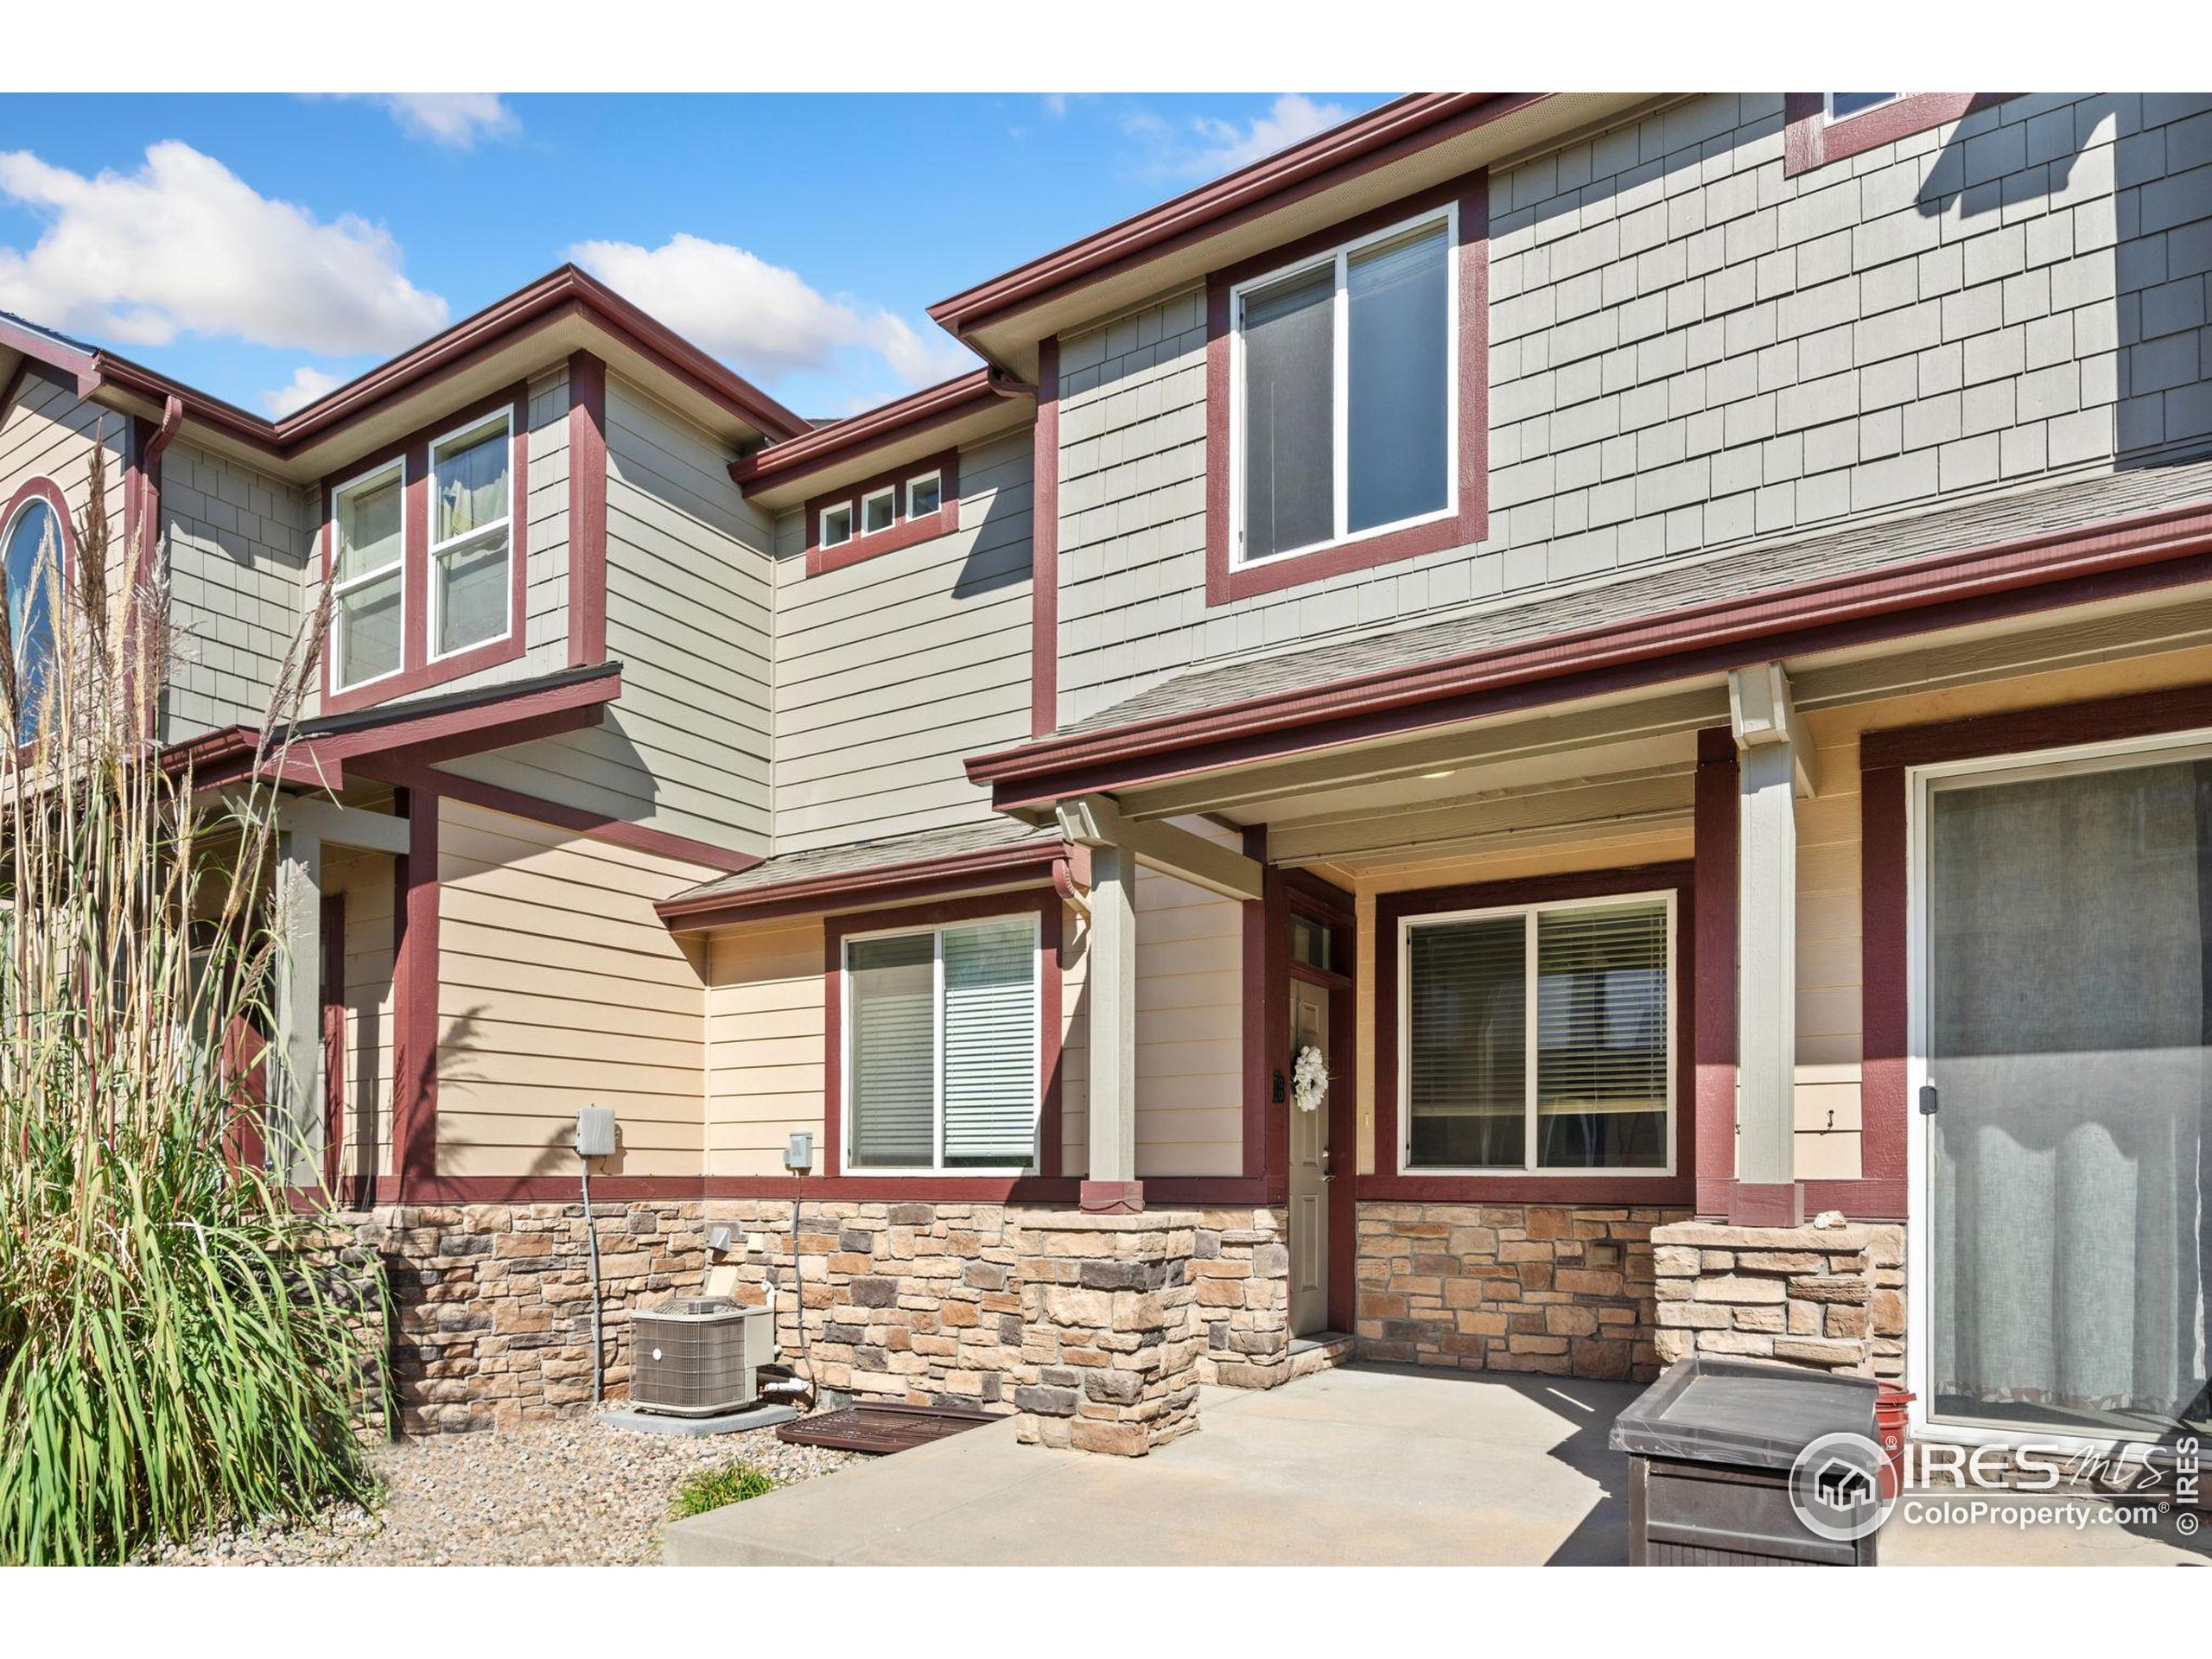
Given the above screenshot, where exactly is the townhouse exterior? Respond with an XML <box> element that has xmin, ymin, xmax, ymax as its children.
<box><xmin>3</xmin><ymin>91</ymin><xmax>2208</xmax><ymax>1456</ymax></box>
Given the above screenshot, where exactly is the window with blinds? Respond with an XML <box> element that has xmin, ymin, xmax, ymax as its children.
<box><xmin>845</xmin><ymin>915</ymin><xmax>1040</xmax><ymax>1173</ymax></box>
<box><xmin>1402</xmin><ymin>894</ymin><xmax>1672</xmax><ymax>1173</ymax></box>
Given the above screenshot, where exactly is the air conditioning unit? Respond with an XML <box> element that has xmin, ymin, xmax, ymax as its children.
<box><xmin>629</xmin><ymin>1298</ymin><xmax>775</xmax><ymax>1416</ymax></box>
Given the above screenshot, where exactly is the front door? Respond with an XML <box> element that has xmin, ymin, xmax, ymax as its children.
<box><xmin>1287</xmin><ymin>976</ymin><xmax>1332</xmax><ymax>1336</ymax></box>
<box><xmin>1916</xmin><ymin>741</ymin><xmax>2212</xmax><ymax>1446</ymax></box>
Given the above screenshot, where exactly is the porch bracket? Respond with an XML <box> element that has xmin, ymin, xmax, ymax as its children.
<box><xmin>1727</xmin><ymin>663</ymin><xmax>1807</xmax><ymax>1226</ymax></box>
<box><xmin>1056</xmin><ymin>793</ymin><xmax>1263</xmax><ymax>903</ymax></box>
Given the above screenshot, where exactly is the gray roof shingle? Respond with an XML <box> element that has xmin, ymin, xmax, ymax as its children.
<box><xmin>1058</xmin><ymin>455</ymin><xmax>2212</xmax><ymax>739</ymax></box>
<box><xmin>666</xmin><ymin>817</ymin><xmax>1058</xmax><ymax>909</ymax></box>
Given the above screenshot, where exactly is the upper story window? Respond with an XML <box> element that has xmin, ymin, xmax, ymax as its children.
<box><xmin>331</xmin><ymin>461</ymin><xmax>405</xmax><ymax>692</ymax></box>
<box><xmin>321</xmin><ymin>387</ymin><xmax>529</xmax><ymax>710</ymax></box>
<box><xmin>1825</xmin><ymin>92</ymin><xmax>1902</xmax><ymax>122</ymax></box>
<box><xmin>1234</xmin><ymin>207</ymin><xmax>1457</xmax><ymax>567</ymax></box>
<box><xmin>1</xmin><ymin>492</ymin><xmax>63</xmax><ymax>741</ymax></box>
<box><xmin>843</xmin><ymin>913</ymin><xmax>1040</xmax><ymax>1174</ymax></box>
<box><xmin>429</xmin><ymin>410</ymin><xmax>514</xmax><ymax>660</ymax></box>
<box><xmin>1400</xmin><ymin>893</ymin><xmax>1675</xmax><ymax>1175</ymax></box>
<box><xmin>1203</xmin><ymin>174</ymin><xmax>1488</xmax><ymax>606</ymax></box>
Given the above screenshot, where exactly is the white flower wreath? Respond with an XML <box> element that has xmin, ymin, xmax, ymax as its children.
<box><xmin>1291</xmin><ymin>1045</ymin><xmax>1329</xmax><ymax>1114</ymax></box>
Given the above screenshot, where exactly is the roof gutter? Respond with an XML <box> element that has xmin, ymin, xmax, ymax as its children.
<box><xmin>928</xmin><ymin>92</ymin><xmax>1540</xmax><ymax>341</ymax></box>
<box><xmin>728</xmin><ymin>367</ymin><xmax>1036</xmax><ymax>498</ymax></box>
<box><xmin>968</xmin><ymin>493</ymin><xmax>2212</xmax><ymax>806</ymax></box>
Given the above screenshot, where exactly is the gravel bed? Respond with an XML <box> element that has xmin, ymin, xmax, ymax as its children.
<box><xmin>140</xmin><ymin>1416</ymin><xmax>860</xmax><ymax>1567</ymax></box>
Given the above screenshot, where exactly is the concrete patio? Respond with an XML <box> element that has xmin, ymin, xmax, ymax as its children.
<box><xmin>662</xmin><ymin>1365</ymin><xmax>2209</xmax><ymax>1567</ymax></box>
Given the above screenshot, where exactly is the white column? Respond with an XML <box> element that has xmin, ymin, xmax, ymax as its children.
<box><xmin>1729</xmin><ymin>664</ymin><xmax>1816</xmax><ymax>1214</ymax></box>
<box><xmin>1084</xmin><ymin>839</ymin><xmax>1139</xmax><ymax>1198</ymax></box>
<box><xmin>271</xmin><ymin>823</ymin><xmax>323</xmax><ymax>1186</ymax></box>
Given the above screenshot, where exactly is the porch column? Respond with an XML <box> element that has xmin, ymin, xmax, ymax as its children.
<box><xmin>1080</xmin><ymin>839</ymin><xmax>1142</xmax><ymax>1211</ymax></box>
<box><xmin>270</xmin><ymin>822</ymin><xmax>322</xmax><ymax>1186</ymax></box>
<box><xmin>1728</xmin><ymin>663</ymin><xmax>1816</xmax><ymax>1227</ymax></box>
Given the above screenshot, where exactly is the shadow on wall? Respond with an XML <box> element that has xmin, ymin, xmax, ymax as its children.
<box><xmin>1917</xmin><ymin>92</ymin><xmax>2212</xmax><ymax>474</ymax></box>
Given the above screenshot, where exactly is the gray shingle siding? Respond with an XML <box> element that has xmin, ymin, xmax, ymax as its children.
<box><xmin>1049</xmin><ymin>91</ymin><xmax>2212</xmax><ymax>730</ymax></box>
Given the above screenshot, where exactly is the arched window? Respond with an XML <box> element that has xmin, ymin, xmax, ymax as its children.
<box><xmin>1</xmin><ymin>492</ymin><xmax>64</xmax><ymax>741</ymax></box>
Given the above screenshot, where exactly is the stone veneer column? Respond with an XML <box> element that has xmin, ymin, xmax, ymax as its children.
<box><xmin>1651</xmin><ymin>1220</ymin><xmax>1905</xmax><ymax>1377</ymax></box>
<box><xmin>1013</xmin><ymin>1209</ymin><xmax>1203</xmax><ymax>1455</ymax></box>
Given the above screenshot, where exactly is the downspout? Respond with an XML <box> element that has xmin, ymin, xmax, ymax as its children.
<box><xmin>124</xmin><ymin>394</ymin><xmax>184</xmax><ymax>726</ymax></box>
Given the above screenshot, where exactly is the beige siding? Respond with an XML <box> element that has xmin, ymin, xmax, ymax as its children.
<box><xmin>705</xmin><ymin>918</ymin><xmax>826</xmax><ymax>1178</ymax></box>
<box><xmin>1063</xmin><ymin>825</ymin><xmax>1246</xmax><ymax>1179</ymax></box>
<box><xmin>435</xmin><ymin>798</ymin><xmax>713</xmax><ymax>1179</ymax></box>
<box><xmin>158</xmin><ymin>437</ymin><xmax>315</xmax><ymax>736</ymax></box>
<box><xmin>769</xmin><ymin>429</ymin><xmax>1033</xmax><ymax>855</ymax></box>
<box><xmin>325</xmin><ymin>845</ymin><xmax>397</xmax><ymax>1183</ymax></box>
<box><xmin>1054</xmin><ymin>92</ymin><xmax>2210</xmax><ymax>729</ymax></box>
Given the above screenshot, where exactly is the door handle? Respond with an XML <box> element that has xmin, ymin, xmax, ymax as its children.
<box><xmin>1918</xmin><ymin>1084</ymin><xmax>1939</xmax><ymax>1116</ymax></box>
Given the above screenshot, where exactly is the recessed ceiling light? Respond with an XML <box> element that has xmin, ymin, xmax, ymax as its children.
<box><xmin>1421</xmin><ymin>769</ymin><xmax>1456</xmax><ymax>780</ymax></box>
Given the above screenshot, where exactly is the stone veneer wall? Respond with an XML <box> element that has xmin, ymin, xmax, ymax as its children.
<box><xmin>1650</xmin><ymin>1221</ymin><xmax>1906</xmax><ymax>1380</ymax></box>
<box><xmin>1355</xmin><ymin>1203</ymin><xmax>1688</xmax><ymax>1380</ymax></box>
<box><xmin>1192</xmin><ymin>1208</ymin><xmax>1292</xmax><ymax>1388</ymax></box>
<box><xmin>703</xmin><ymin>1198</ymin><xmax>1028</xmax><ymax>1408</ymax></box>
<box><xmin>349</xmin><ymin>1202</ymin><xmax>706</xmax><ymax>1434</ymax></box>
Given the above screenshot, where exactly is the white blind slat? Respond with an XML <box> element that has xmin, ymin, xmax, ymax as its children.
<box><xmin>849</xmin><ymin>933</ymin><xmax>935</xmax><ymax>1166</ymax></box>
<box><xmin>943</xmin><ymin>919</ymin><xmax>1038</xmax><ymax>1166</ymax></box>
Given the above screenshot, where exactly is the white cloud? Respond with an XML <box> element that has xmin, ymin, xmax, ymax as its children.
<box><xmin>1041</xmin><ymin>93</ymin><xmax>1069</xmax><ymax>118</ymax></box>
<box><xmin>260</xmin><ymin>365</ymin><xmax>347</xmax><ymax>418</ymax></box>
<box><xmin>359</xmin><ymin>94</ymin><xmax>520</xmax><ymax>149</ymax></box>
<box><xmin>0</xmin><ymin>141</ymin><xmax>448</xmax><ymax>356</ymax></box>
<box><xmin>1138</xmin><ymin>93</ymin><xmax>1352</xmax><ymax>179</ymax></box>
<box><xmin>569</xmin><ymin>232</ymin><xmax>976</xmax><ymax>392</ymax></box>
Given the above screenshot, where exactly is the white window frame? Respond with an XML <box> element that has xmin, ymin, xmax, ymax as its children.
<box><xmin>906</xmin><ymin>468</ymin><xmax>944</xmax><ymax>519</ymax></box>
<box><xmin>425</xmin><ymin>408</ymin><xmax>516</xmax><ymax>664</ymax></box>
<box><xmin>839</xmin><ymin>911</ymin><xmax>1042</xmax><ymax>1179</ymax></box>
<box><xmin>859</xmin><ymin>484</ymin><xmax>899</xmax><ymax>537</ymax></box>
<box><xmin>819</xmin><ymin>500</ymin><xmax>855</xmax><ymax>549</ymax></box>
<box><xmin>1227</xmin><ymin>200</ymin><xmax>1460</xmax><ymax>572</ymax></box>
<box><xmin>1824</xmin><ymin>92</ymin><xmax>1904</xmax><ymax>123</ymax></box>
<box><xmin>1395</xmin><ymin>887</ymin><xmax>1676</xmax><ymax>1178</ymax></box>
<box><xmin>327</xmin><ymin>457</ymin><xmax>408</xmax><ymax>694</ymax></box>
<box><xmin>1904</xmin><ymin>724</ymin><xmax>2212</xmax><ymax>1456</ymax></box>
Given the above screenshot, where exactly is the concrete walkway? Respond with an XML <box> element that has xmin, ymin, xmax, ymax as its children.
<box><xmin>662</xmin><ymin>1365</ymin><xmax>2209</xmax><ymax>1567</ymax></box>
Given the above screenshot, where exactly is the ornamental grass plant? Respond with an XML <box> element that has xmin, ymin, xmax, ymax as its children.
<box><xmin>0</xmin><ymin>441</ymin><xmax>380</xmax><ymax>1564</ymax></box>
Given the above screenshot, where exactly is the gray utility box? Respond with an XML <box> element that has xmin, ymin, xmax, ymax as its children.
<box><xmin>1610</xmin><ymin>1356</ymin><xmax>1883</xmax><ymax>1567</ymax></box>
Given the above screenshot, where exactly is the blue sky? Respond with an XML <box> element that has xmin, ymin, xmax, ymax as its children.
<box><xmin>0</xmin><ymin>92</ymin><xmax>1392</xmax><ymax>422</ymax></box>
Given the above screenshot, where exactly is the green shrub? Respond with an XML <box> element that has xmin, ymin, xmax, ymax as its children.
<box><xmin>671</xmin><ymin>1460</ymin><xmax>780</xmax><ymax>1517</ymax></box>
<box><xmin>0</xmin><ymin>444</ymin><xmax>378</xmax><ymax>1564</ymax></box>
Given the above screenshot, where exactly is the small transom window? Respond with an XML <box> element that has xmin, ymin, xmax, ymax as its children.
<box><xmin>1826</xmin><ymin>93</ymin><xmax>1902</xmax><ymax>121</ymax></box>
<box><xmin>820</xmin><ymin>501</ymin><xmax>855</xmax><ymax>548</ymax></box>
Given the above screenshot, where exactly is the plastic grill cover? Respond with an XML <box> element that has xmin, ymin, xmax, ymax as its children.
<box><xmin>1608</xmin><ymin>1357</ymin><xmax>1879</xmax><ymax>1470</ymax></box>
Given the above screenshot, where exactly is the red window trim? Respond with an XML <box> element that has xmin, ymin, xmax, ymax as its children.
<box><xmin>1367</xmin><ymin>861</ymin><xmax>1696</xmax><ymax>1205</ymax></box>
<box><xmin>1</xmin><ymin>474</ymin><xmax>76</xmax><ymax>584</ymax></box>
<box><xmin>823</xmin><ymin>887</ymin><xmax>1065</xmax><ymax>1189</ymax></box>
<box><xmin>319</xmin><ymin>383</ymin><xmax>531</xmax><ymax>715</ymax></box>
<box><xmin>1204</xmin><ymin>168</ymin><xmax>1489</xmax><ymax>607</ymax></box>
<box><xmin>1783</xmin><ymin>93</ymin><xmax>2017</xmax><ymax>177</ymax></box>
<box><xmin>803</xmin><ymin>448</ymin><xmax>961</xmax><ymax>577</ymax></box>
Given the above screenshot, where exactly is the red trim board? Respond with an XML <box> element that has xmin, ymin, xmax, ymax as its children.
<box><xmin>1030</xmin><ymin>337</ymin><xmax>1061</xmax><ymax>737</ymax></box>
<box><xmin>1783</xmin><ymin>94</ymin><xmax>2016</xmax><ymax>177</ymax></box>
<box><xmin>567</xmin><ymin>351</ymin><xmax>609</xmax><ymax>668</ymax></box>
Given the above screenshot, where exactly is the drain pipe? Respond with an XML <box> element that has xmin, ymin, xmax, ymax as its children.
<box><xmin>783</xmin><ymin>1132</ymin><xmax>815</xmax><ymax>1387</ymax></box>
<box><xmin>575</xmin><ymin>1107</ymin><xmax>618</xmax><ymax>1403</ymax></box>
